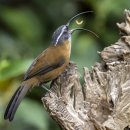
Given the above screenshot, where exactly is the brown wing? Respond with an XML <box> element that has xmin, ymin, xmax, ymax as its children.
<box><xmin>23</xmin><ymin>47</ymin><xmax>65</xmax><ymax>81</ymax></box>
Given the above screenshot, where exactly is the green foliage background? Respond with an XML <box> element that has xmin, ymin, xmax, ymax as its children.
<box><xmin>0</xmin><ymin>0</ymin><xmax>130</xmax><ymax>130</ymax></box>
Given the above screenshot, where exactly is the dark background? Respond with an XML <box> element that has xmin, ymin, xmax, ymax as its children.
<box><xmin>0</xmin><ymin>0</ymin><xmax>130</xmax><ymax>130</ymax></box>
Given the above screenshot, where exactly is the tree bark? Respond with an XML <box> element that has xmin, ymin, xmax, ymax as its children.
<box><xmin>42</xmin><ymin>9</ymin><xmax>130</xmax><ymax>130</ymax></box>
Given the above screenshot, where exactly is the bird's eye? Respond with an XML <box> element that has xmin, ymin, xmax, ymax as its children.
<box><xmin>63</xmin><ymin>30</ymin><xmax>67</xmax><ymax>34</ymax></box>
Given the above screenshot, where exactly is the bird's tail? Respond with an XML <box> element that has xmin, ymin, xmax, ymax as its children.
<box><xmin>4</xmin><ymin>82</ymin><xmax>29</xmax><ymax>121</ymax></box>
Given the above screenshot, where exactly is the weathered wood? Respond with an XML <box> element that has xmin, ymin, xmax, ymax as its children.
<box><xmin>42</xmin><ymin>9</ymin><xmax>130</xmax><ymax>130</ymax></box>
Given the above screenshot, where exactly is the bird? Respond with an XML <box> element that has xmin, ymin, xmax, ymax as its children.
<box><xmin>4</xmin><ymin>11</ymin><xmax>98</xmax><ymax>121</ymax></box>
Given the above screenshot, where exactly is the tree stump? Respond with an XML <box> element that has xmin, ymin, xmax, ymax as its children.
<box><xmin>42</xmin><ymin>9</ymin><xmax>130</xmax><ymax>130</ymax></box>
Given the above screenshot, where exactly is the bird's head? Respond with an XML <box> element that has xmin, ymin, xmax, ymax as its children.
<box><xmin>52</xmin><ymin>11</ymin><xmax>98</xmax><ymax>46</ymax></box>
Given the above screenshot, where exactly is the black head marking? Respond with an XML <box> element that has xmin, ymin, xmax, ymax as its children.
<box><xmin>52</xmin><ymin>25</ymin><xmax>71</xmax><ymax>45</ymax></box>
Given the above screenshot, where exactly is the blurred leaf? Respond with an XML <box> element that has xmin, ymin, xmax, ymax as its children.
<box><xmin>17</xmin><ymin>99</ymin><xmax>49</xmax><ymax>130</ymax></box>
<box><xmin>72</xmin><ymin>34</ymin><xmax>100</xmax><ymax>72</ymax></box>
<box><xmin>0</xmin><ymin>59</ymin><xmax>32</xmax><ymax>80</ymax></box>
<box><xmin>0</xmin><ymin>59</ymin><xmax>9</xmax><ymax>70</ymax></box>
<box><xmin>0</xmin><ymin>78</ymin><xmax>13</xmax><ymax>91</ymax></box>
<box><xmin>0</xmin><ymin>6</ymin><xmax>43</xmax><ymax>44</ymax></box>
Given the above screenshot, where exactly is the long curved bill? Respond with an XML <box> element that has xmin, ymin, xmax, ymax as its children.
<box><xmin>70</xmin><ymin>28</ymin><xmax>99</xmax><ymax>38</ymax></box>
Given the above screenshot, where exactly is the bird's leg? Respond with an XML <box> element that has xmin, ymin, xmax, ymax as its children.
<box><xmin>41</xmin><ymin>84</ymin><xmax>58</xmax><ymax>98</ymax></box>
<box><xmin>41</xmin><ymin>77</ymin><xmax>61</xmax><ymax>96</ymax></box>
<box><xmin>50</xmin><ymin>78</ymin><xmax>62</xmax><ymax>97</ymax></box>
<box><xmin>41</xmin><ymin>84</ymin><xmax>52</xmax><ymax>93</ymax></box>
